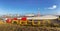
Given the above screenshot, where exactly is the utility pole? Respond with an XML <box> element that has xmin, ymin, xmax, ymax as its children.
<box><xmin>37</xmin><ymin>8</ymin><xmax>40</xmax><ymax>17</ymax></box>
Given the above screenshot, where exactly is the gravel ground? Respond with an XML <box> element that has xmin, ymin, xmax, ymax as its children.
<box><xmin>0</xmin><ymin>24</ymin><xmax>60</xmax><ymax>31</ymax></box>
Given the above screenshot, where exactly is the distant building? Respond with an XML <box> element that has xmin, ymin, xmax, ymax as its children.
<box><xmin>25</xmin><ymin>14</ymin><xmax>35</xmax><ymax>17</ymax></box>
<box><xmin>17</xmin><ymin>15</ymin><xmax>58</xmax><ymax>20</ymax></box>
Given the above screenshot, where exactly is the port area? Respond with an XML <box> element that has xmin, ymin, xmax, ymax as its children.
<box><xmin>0</xmin><ymin>23</ymin><xmax>60</xmax><ymax>31</ymax></box>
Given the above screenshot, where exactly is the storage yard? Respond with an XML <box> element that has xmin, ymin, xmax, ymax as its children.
<box><xmin>0</xmin><ymin>15</ymin><xmax>59</xmax><ymax>31</ymax></box>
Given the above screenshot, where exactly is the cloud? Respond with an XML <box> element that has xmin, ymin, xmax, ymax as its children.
<box><xmin>47</xmin><ymin>5</ymin><xmax>57</xmax><ymax>9</ymax></box>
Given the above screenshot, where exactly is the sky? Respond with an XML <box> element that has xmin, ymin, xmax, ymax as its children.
<box><xmin>0</xmin><ymin>0</ymin><xmax>60</xmax><ymax>15</ymax></box>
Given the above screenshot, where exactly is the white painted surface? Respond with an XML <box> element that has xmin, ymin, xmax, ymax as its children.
<box><xmin>18</xmin><ymin>15</ymin><xmax>58</xmax><ymax>20</ymax></box>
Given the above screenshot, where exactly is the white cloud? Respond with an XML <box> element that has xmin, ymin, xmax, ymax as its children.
<box><xmin>47</xmin><ymin>5</ymin><xmax>57</xmax><ymax>9</ymax></box>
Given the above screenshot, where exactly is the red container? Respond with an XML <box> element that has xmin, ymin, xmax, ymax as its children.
<box><xmin>21</xmin><ymin>16</ymin><xmax>27</xmax><ymax>21</ymax></box>
<box><xmin>13</xmin><ymin>17</ymin><xmax>18</xmax><ymax>20</ymax></box>
<box><xmin>6</xmin><ymin>18</ymin><xmax>12</xmax><ymax>23</ymax></box>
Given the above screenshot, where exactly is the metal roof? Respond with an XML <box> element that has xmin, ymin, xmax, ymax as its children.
<box><xmin>18</xmin><ymin>15</ymin><xmax>58</xmax><ymax>20</ymax></box>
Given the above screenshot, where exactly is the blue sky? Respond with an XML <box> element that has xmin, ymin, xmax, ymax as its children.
<box><xmin>0</xmin><ymin>0</ymin><xmax>60</xmax><ymax>15</ymax></box>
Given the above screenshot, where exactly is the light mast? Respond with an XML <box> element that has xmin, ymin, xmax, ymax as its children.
<box><xmin>37</xmin><ymin>8</ymin><xmax>40</xmax><ymax>17</ymax></box>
